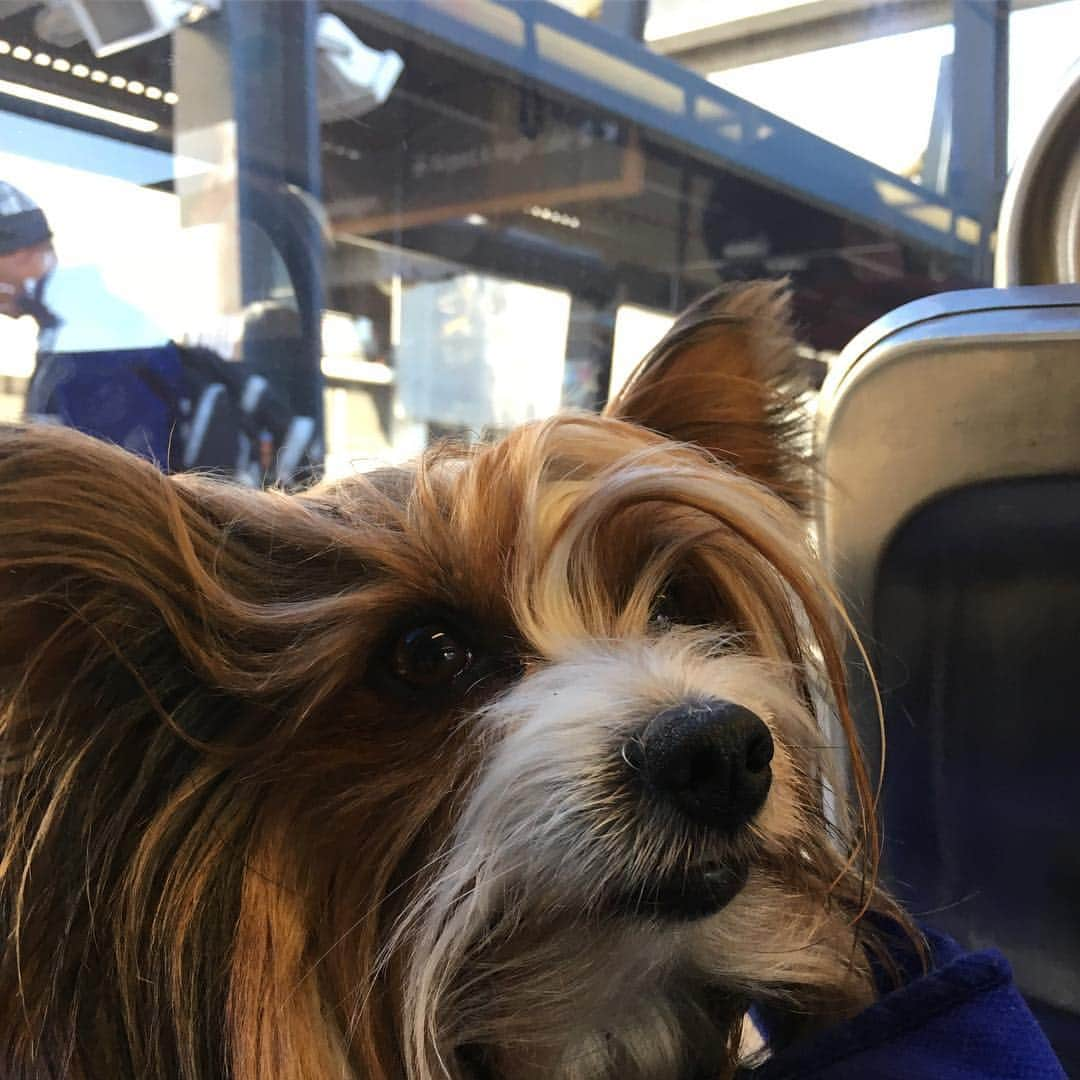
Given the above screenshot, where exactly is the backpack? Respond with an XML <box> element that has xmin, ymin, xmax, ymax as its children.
<box><xmin>25</xmin><ymin>342</ymin><xmax>321</xmax><ymax>489</ymax></box>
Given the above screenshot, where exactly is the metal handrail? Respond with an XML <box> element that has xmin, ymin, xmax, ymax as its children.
<box><xmin>996</xmin><ymin>62</ymin><xmax>1080</xmax><ymax>286</ymax></box>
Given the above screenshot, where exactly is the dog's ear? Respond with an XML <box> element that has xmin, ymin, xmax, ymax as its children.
<box><xmin>603</xmin><ymin>280</ymin><xmax>810</xmax><ymax>508</ymax></box>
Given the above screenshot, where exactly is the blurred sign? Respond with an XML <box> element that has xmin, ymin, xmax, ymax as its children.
<box><xmin>398</xmin><ymin>274</ymin><xmax>570</xmax><ymax>430</ymax></box>
<box><xmin>330</xmin><ymin>117</ymin><xmax>644</xmax><ymax>234</ymax></box>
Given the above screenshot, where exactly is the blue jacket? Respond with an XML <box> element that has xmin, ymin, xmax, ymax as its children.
<box><xmin>739</xmin><ymin>926</ymin><xmax>1066</xmax><ymax>1079</ymax></box>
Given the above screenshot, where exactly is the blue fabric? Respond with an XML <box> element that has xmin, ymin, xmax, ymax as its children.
<box><xmin>26</xmin><ymin>345</ymin><xmax>185</xmax><ymax>470</ymax></box>
<box><xmin>739</xmin><ymin>926</ymin><xmax>1067</xmax><ymax>1079</ymax></box>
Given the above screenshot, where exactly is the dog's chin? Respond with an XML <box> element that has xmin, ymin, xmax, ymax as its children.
<box><xmin>612</xmin><ymin>860</ymin><xmax>749</xmax><ymax>923</ymax></box>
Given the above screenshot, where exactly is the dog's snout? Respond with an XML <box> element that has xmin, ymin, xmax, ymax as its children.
<box><xmin>631</xmin><ymin>700</ymin><xmax>773</xmax><ymax>830</ymax></box>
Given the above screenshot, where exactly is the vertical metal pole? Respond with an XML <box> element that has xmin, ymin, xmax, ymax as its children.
<box><xmin>174</xmin><ymin>1</ymin><xmax>325</xmax><ymax>463</ymax></box>
<box><xmin>564</xmin><ymin>295</ymin><xmax>617</xmax><ymax>412</ymax></box>
<box><xmin>173</xmin><ymin>15</ymin><xmax>244</xmax><ymax>324</ymax></box>
<box><xmin>950</xmin><ymin>0</ymin><xmax>1009</xmax><ymax>279</ymax></box>
<box><xmin>598</xmin><ymin>0</ymin><xmax>649</xmax><ymax>41</ymax></box>
<box><xmin>227</xmin><ymin>0</ymin><xmax>325</xmax><ymax>433</ymax></box>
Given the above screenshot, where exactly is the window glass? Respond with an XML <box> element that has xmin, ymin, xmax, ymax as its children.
<box><xmin>1008</xmin><ymin>0</ymin><xmax>1080</xmax><ymax>163</ymax></box>
<box><xmin>645</xmin><ymin>0</ymin><xmax>818</xmax><ymax>42</ymax></box>
<box><xmin>706</xmin><ymin>26</ymin><xmax>953</xmax><ymax>181</ymax></box>
<box><xmin>0</xmin><ymin>0</ymin><xmax>1075</xmax><ymax>486</ymax></box>
<box><xmin>610</xmin><ymin>303</ymin><xmax>673</xmax><ymax>400</ymax></box>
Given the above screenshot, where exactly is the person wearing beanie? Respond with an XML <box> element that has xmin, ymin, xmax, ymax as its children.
<box><xmin>1</xmin><ymin>179</ymin><xmax>168</xmax><ymax>360</ymax></box>
<box><xmin>0</xmin><ymin>181</ymin><xmax>58</xmax><ymax>332</ymax></box>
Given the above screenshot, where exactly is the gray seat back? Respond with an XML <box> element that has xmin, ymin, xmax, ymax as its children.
<box><xmin>815</xmin><ymin>284</ymin><xmax>1080</xmax><ymax>1071</ymax></box>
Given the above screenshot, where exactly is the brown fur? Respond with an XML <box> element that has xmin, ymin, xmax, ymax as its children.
<box><xmin>0</xmin><ymin>282</ymin><xmax>919</xmax><ymax>1079</ymax></box>
<box><xmin>606</xmin><ymin>281</ymin><xmax>811</xmax><ymax>509</ymax></box>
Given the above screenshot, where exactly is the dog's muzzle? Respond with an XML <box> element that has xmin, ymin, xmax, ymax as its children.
<box><xmin>617</xmin><ymin>699</ymin><xmax>772</xmax><ymax>921</ymax></box>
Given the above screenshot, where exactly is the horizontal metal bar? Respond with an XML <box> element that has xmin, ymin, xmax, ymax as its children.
<box><xmin>651</xmin><ymin>0</ymin><xmax>1063</xmax><ymax>73</ymax></box>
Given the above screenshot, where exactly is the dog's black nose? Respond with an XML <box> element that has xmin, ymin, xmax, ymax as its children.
<box><xmin>632</xmin><ymin>700</ymin><xmax>773</xmax><ymax>830</ymax></box>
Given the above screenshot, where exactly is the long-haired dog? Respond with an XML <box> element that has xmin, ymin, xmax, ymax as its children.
<box><xmin>0</xmin><ymin>283</ymin><xmax>917</xmax><ymax>1079</ymax></box>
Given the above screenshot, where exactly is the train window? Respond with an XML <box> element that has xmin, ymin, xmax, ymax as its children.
<box><xmin>0</xmin><ymin>0</ymin><xmax>1076</xmax><ymax>483</ymax></box>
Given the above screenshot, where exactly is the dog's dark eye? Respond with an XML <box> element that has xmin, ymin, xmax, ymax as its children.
<box><xmin>650</xmin><ymin>589</ymin><xmax>683</xmax><ymax>629</ymax></box>
<box><xmin>650</xmin><ymin>577</ymin><xmax>729</xmax><ymax>630</ymax></box>
<box><xmin>393</xmin><ymin>623</ymin><xmax>473</xmax><ymax>688</ymax></box>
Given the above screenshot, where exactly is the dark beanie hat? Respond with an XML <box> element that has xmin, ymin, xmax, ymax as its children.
<box><xmin>0</xmin><ymin>181</ymin><xmax>52</xmax><ymax>256</ymax></box>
